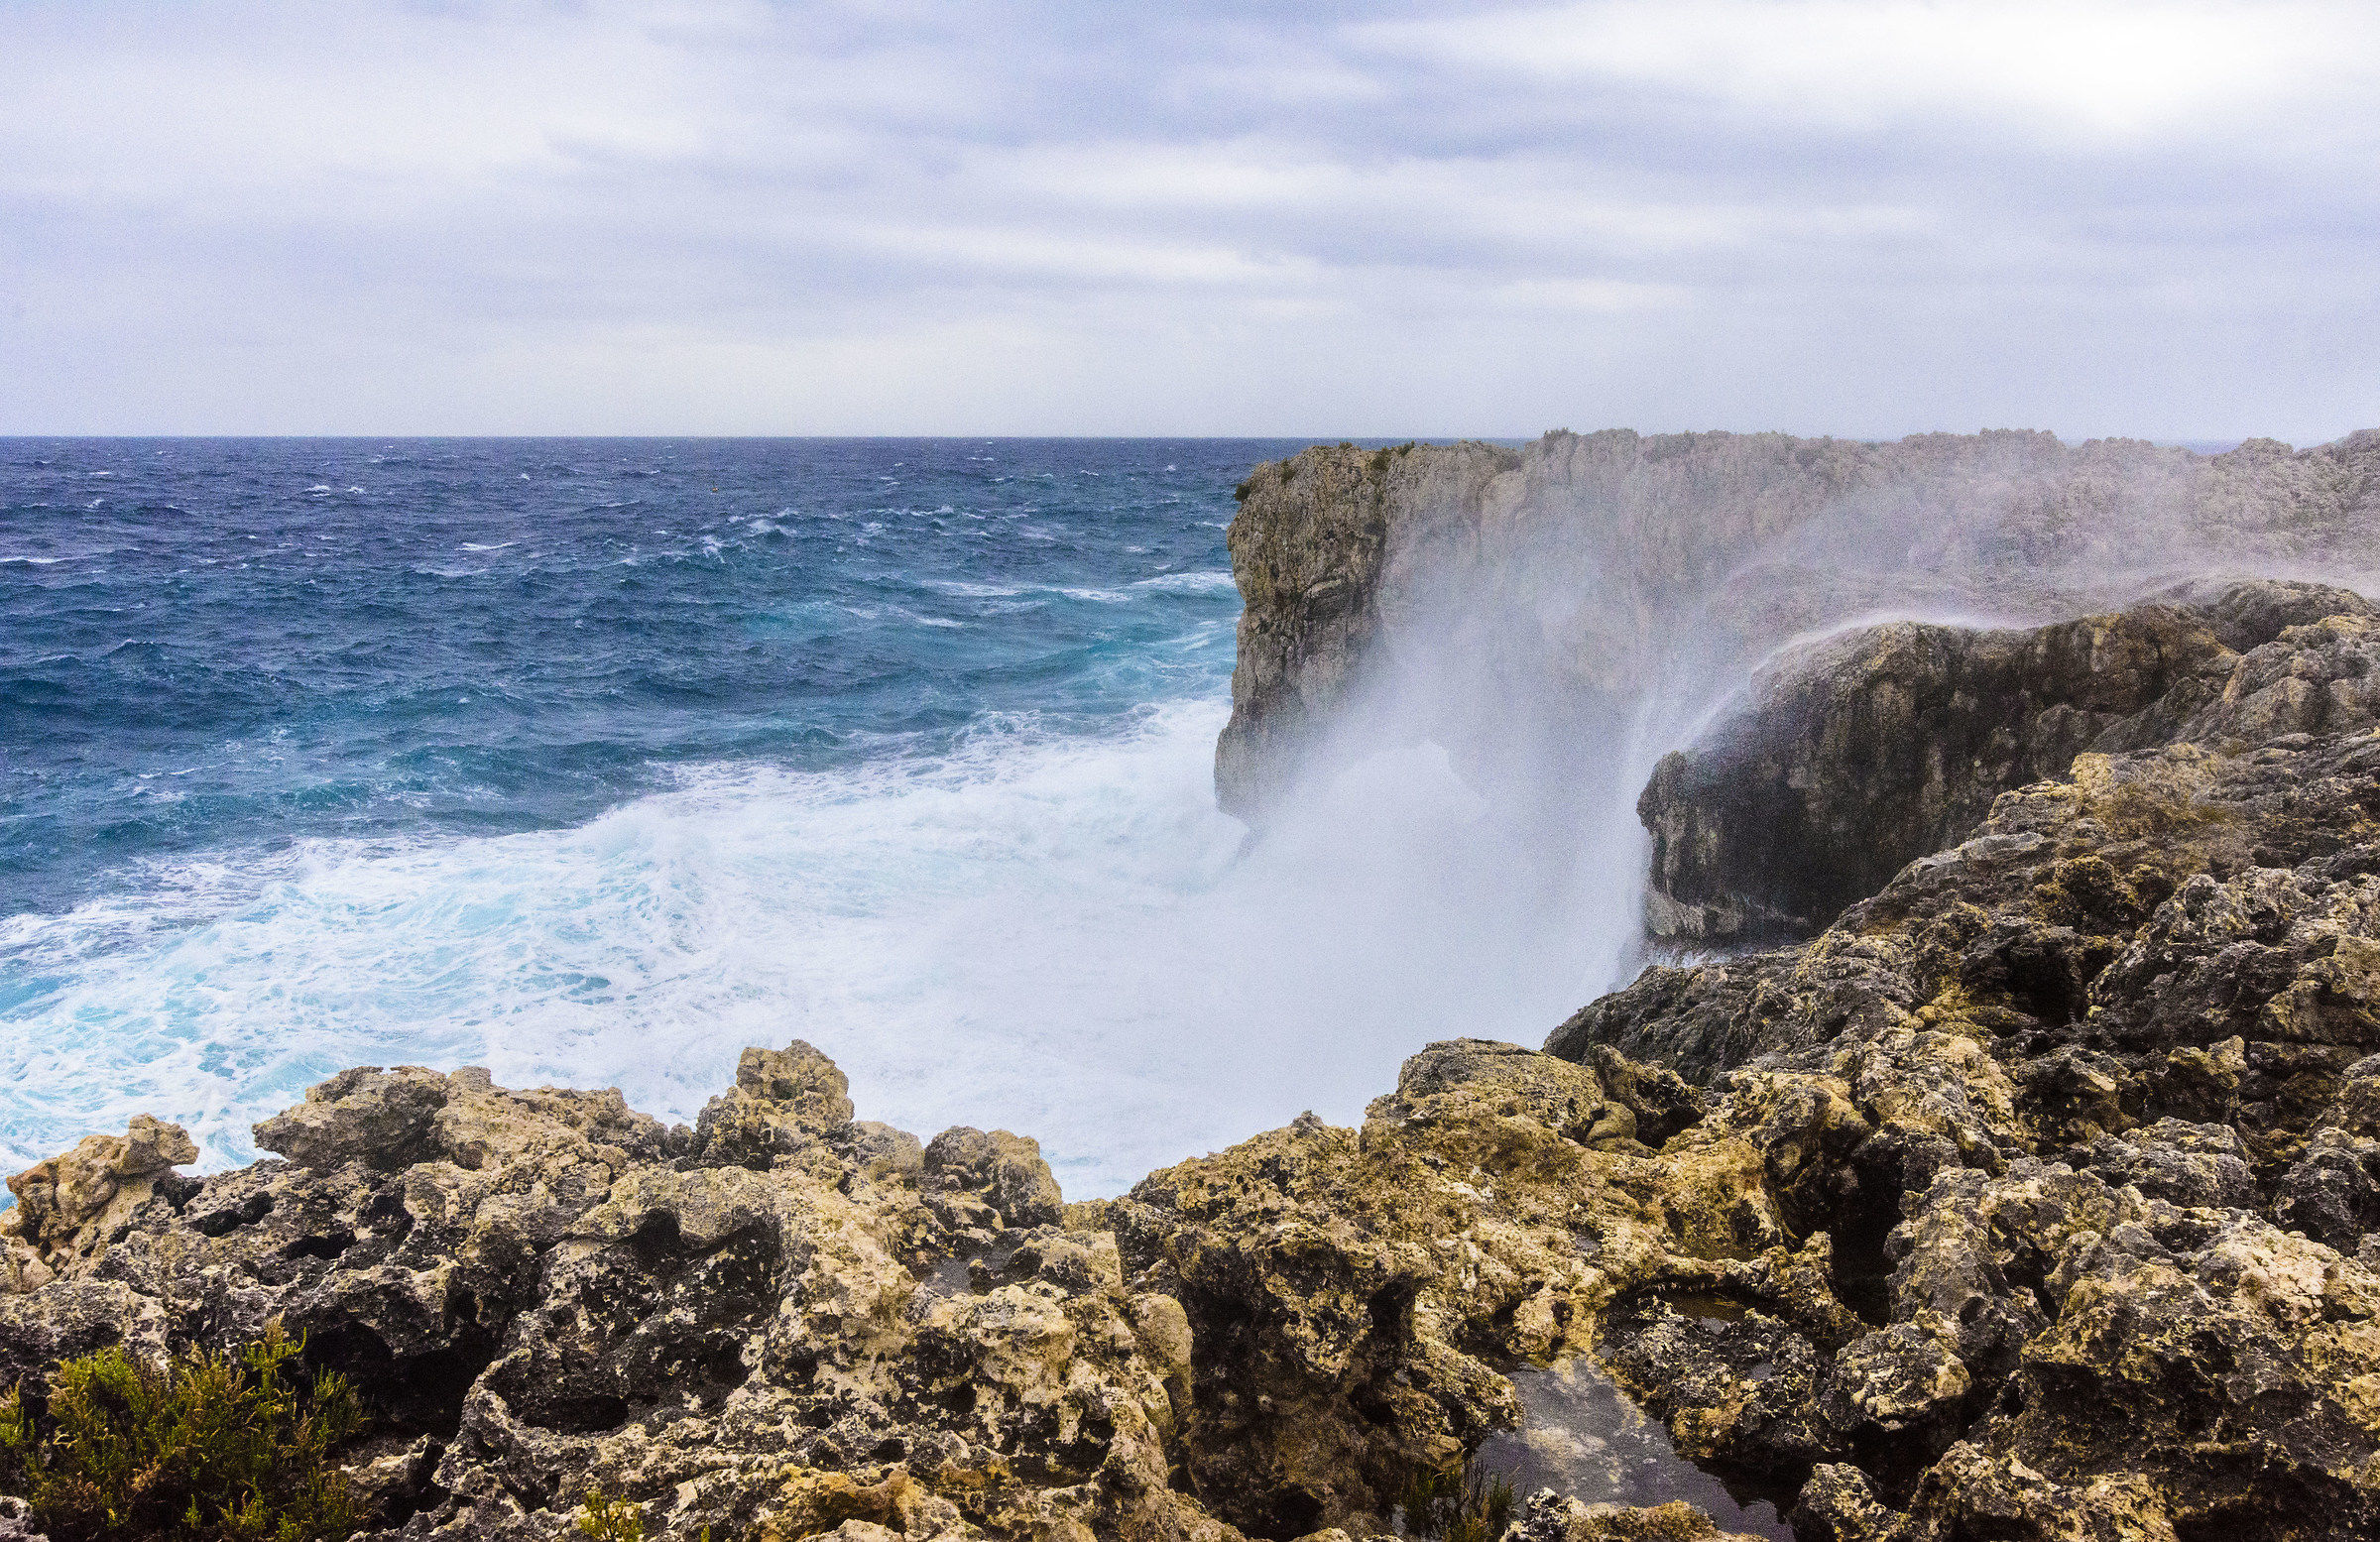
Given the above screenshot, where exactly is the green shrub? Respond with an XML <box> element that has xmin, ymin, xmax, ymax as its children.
<box><xmin>576</xmin><ymin>1487</ymin><xmax>646</xmax><ymax>1542</ymax></box>
<box><xmin>0</xmin><ymin>1321</ymin><xmax>364</xmax><ymax>1542</ymax></box>
<box><xmin>1395</xmin><ymin>1456</ymin><xmax>1517</xmax><ymax>1542</ymax></box>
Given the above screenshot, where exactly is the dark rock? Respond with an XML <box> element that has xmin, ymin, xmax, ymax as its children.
<box><xmin>1638</xmin><ymin>582</ymin><xmax>2380</xmax><ymax>943</ymax></box>
<box><xmin>920</xmin><ymin>1127</ymin><xmax>1064</xmax><ymax>1229</ymax></box>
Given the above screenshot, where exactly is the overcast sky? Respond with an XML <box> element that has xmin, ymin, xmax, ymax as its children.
<box><xmin>3</xmin><ymin>0</ymin><xmax>2375</xmax><ymax>439</ymax></box>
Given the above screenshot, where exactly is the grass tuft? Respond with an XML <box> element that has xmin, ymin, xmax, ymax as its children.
<box><xmin>1394</xmin><ymin>1456</ymin><xmax>1516</xmax><ymax>1542</ymax></box>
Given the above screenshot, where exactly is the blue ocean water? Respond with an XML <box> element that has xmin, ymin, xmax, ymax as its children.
<box><xmin>1</xmin><ymin>438</ymin><xmax>1603</xmax><ymax>1195</ymax></box>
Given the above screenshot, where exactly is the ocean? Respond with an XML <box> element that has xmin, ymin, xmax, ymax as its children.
<box><xmin>0</xmin><ymin>438</ymin><xmax>1601</xmax><ymax>1197</ymax></box>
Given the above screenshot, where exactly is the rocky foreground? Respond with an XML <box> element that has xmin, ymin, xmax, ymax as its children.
<box><xmin>11</xmin><ymin>564</ymin><xmax>2380</xmax><ymax>1534</ymax></box>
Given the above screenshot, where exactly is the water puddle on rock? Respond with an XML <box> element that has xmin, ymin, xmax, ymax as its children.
<box><xmin>1474</xmin><ymin>1359</ymin><xmax>1795</xmax><ymax>1542</ymax></box>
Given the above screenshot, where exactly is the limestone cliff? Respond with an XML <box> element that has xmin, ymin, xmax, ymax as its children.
<box><xmin>1219</xmin><ymin>428</ymin><xmax>2380</xmax><ymax>823</ymax></box>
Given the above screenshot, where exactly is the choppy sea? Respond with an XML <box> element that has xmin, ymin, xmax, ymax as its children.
<box><xmin>1</xmin><ymin>438</ymin><xmax>1602</xmax><ymax>1197</ymax></box>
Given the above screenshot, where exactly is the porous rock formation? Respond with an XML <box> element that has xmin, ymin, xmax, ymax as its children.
<box><xmin>1551</xmin><ymin>585</ymin><xmax>2380</xmax><ymax>1538</ymax></box>
<box><xmin>1</xmin><ymin>1037</ymin><xmax>1784</xmax><ymax>1542</ymax></box>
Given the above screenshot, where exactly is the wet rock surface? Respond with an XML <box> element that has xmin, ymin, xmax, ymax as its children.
<box><xmin>1636</xmin><ymin>580</ymin><xmax>2380</xmax><ymax>943</ymax></box>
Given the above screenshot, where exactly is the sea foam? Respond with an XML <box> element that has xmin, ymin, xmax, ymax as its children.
<box><xmin>0</xmin><ymin>697</ymin><xmax>1606</xmax><ymax>1197</ymax></box>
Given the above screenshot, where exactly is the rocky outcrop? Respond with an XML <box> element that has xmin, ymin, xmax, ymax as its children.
<box><xmin>1</xmin><ymin>1032</ymin><xmax>1806</xmax><ymax>1542</ymax></box>
<box><xmin>1219</xmin><ymin>429</ymin><xmax>2380</xmax><ymax>822</ymax></box>
<box><xmin>0</xmin><ymin>1044</ymin><xmax>1228</xmax><ymax>1542</ymax></box>
<box><xmin>1637</xmin><ymin>579</ymin><xmax>2380</xmax><ymax>941</ymax></box>
<box><xmin>2</xmin><ymin>1113</ymin><xmax>197</xmax><ymax>1292</ymax></box>
<box><xmin>1550</xmin><ymin>609</ymin><xmax>2380</xmax><ymax>1535</ymax></box>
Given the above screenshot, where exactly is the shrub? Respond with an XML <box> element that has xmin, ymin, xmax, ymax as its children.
<box><xmin>0</xmin><ymin>1321</ymin><xmax>364</xmax><ymax>1542</ymax></box>
<box><xmin>576</xmin><ymin>1487</ymin><xmax>646</xmax><ymax>1542</ymax></box>
<box><xmin>1395</xmin><ymin>1457</ymin><xmax>1517</xmax><ymax>1542</ymax></box>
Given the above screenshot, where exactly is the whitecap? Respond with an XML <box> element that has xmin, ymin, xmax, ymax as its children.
<box><xmin>921</xmin><ymin>579</ymin><xmax>1025</xmax><ymax>599</ymax></box>
<box><xmin>1132</xmin><ymin>571</ymin><xmax>1236</xmax><ymax>594</ymax></box>
<box><xmin>0</xmin><ymin>555</ymin><xmax>64</xmax><ymax>565</ymax></box>
<box><xmin>459</xmin><ymin>541</ymin><xmax>516</xmax><ymax>552</ymax></box>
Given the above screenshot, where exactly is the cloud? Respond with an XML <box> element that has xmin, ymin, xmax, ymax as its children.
<box><xmin>0</xmin><ymin>0</ymin><xmax>2373</xmax><ymax>437</ymax></box>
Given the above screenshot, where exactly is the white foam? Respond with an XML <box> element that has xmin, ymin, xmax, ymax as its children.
<box><xmin>0</xmin><ymin>701</ymin><xmax>1611</xmax><ymax>1198</ymax></box>
<box><xmin>1132</xmin><ymin>570</ymin><xmax>1235</xmax><ymax>594</ymax></box>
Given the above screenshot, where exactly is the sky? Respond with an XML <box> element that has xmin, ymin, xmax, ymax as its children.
<box><xmin>2</xmin><ymin>0</ymin><xmax>2376</xmax><ymax>440</ymax></box>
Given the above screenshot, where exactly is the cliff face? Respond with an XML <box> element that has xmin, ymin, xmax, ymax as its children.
<box><xmin>1218</xmin><ymin>428</ymin><xmax>2380</xmax><ymax>823</ymax></box>
<box><xmin>1216</xmin><ymin>440</ymin><xmax>1518</xmax><ymax>819</ymax></box>
<box><xmin>1638</xmin><ymin>579</ymin><xmax>2380</xmax><ymax>942</ymax></box>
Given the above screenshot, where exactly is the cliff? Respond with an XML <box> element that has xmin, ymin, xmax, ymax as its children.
<box><xmin>1218</xmin><ymin>428</ymin><xmax>2380</xmax><ymax>823</ymax></box>
<box><xmin>1636</xmin><ymin>579</ymin><xmax>2380</xmax><ymax>942</ymax></box>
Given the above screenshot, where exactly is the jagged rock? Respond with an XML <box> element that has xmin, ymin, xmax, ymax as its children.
<box><xmin>0</xmin><ymin>1113</ymin><xmax>196</xmax><ymax>1281</ymax></box>
<box><xmin>1786</xmin><ymin>1465</ymin><xmax>1902</xmax><ymax>1542</ymax></box>
<box><xmin>0</xmin><ymin>1047</ymin><xmax>1228</xmax><ymax>1542</ymax></box>
<box><xmin>2080</xmin><ymin>1118</ymin><xmax>2254</xmax><ymax>1208</ymax></box>
<box><xmin>1548</xmin><ymin>610</ymin><xmax>2380</xmax><ymax>1535</ymax></box>
<box><xmin>921</xmin><ymin>1127</ymin><xmax>1064</xmax><ymax>1230</ymax></box>
<box><xmin>693</xmin><ymin>1040</ymin><xmax>856</xmax><ymax>1168</ymax></box>
<box><xmin>1101</xmin><ymin>1036</ymin><xmax>1870</xmax><ymax>1536</ymax></box>
<box><xmin>2274</xmin><ymin>1127</ymin><xmax>2380</xmax><ymax>1245</ymax></box>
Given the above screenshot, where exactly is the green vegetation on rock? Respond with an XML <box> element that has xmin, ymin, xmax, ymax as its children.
<box><xmin>1393</xmin><ymin>1459</ymin><xmax>1515</xmax><ymax>1542</ymax></box>
<box><xmin>0</xmin><ymin>1322</ymin><xmax>363</xmax><ymax>1542</ymax></box>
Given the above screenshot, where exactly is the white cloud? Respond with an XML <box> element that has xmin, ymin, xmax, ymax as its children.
<box><xmin>0</xmin><ymin>0</ymin><xmax>2373</xmax><ymax>437</ymax></box>
<box><xmin>1357</xmin><ymin>1</ymin><xmax>2380</xmax><ymax>140</ymax></box>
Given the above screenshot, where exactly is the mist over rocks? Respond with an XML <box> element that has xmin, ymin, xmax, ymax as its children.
<box><xmin>11</xmin><ymin>433</ymin><xmax>2380</xmax><ymax>1541</ymax></box>
<box><xmin>1218</xmin><ymin>425</ymin><xmax>2380</xmax><ymax>849</ymax></box>
<box><xmin>1636</xmin><ymin>578</ymin><xmax>2380</xmax><ymax>944</ymax></box>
